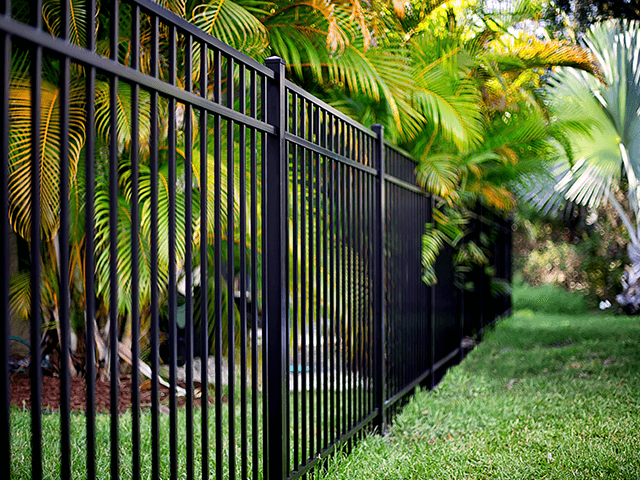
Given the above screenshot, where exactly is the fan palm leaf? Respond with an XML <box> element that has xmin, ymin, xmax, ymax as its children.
<box><xmin>545</xmin><ymin>20</ymin><xmax>640</xmax><ymax>213</ymax></box>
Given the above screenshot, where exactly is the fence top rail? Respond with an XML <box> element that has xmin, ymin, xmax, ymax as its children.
<box><xmin>383</xmin><ymin>140</ymin><xmax>418</xmax><ymax>165</ymax></box>
<box><xmin>431</xmin><ymin>196</ymin><xmax>512</xmax><ymax>233</ymax></box>
<box><xmin>285</xmin><ymin>80</ymin><xmax>376</xmax><ymax>138</ymax></box>
<box><xmin>385</xmin><ymin>174</ymin><xmax>428</xmax><ymax>195</ymax></box>
<box><xmin>0</xmin><ymin>14</ymin><xmax>274</xmax><ymax>133</ymax></box>
<box><xmin>130</xmin><ymin>0</ymin><xmax>276</xmax><ymax>79</ymax></box>
<box><xmin>467</xmin><ymin>211</ymin><xmax>513</xmax><ymax>234</ymax></box>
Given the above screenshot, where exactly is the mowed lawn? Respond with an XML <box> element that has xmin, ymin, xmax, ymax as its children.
<box><xmin>319</xmin><ymin>311</ymin><xmax>640</xmax><ymax>480</ymax></box>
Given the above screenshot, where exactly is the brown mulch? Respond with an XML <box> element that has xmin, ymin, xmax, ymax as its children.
<box><xmin>10</xmin><ymin>370</ymin><xmax>214</xmax><ymax>414</ymax></box>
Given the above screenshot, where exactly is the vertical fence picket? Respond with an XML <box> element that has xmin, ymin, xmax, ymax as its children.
<box><xmin>308</xmin><ymin>100</ymin><xmax>315</xmax><ymax>461</ymax></box>
<box><xmin>29</xmin><ymin>5</ymin><xmax>43</xmax><ymax>477</ymax></box>
<box><xmin>130</xmin><ymin>3</ymin><xmax>141</xmax><ymax>478</ymax></box>
<box><xmin>199</xmin><ymin>41</ymin><xmax>210</xmax><ymax>480</ymax></box>
<box><xmin>340</xmin><ymin>132</ymin><xmax>347</xmax><ymax>439</ymax></box>
<box><xmin>371</xmin><ymin>125</ymin><xmax>386</xmax><ymax>433</ymax></box>
<box><xmin>357</xmin><ymin>153</ymin><xmax>364</xmax><ymax>426</ymax></box>
<box><xmin>429</xmin><ymin>195</ymin><xmax>436</xmax><ymax>390</ymax></box>
<box><xmin>322</xmin><ymin>111</ymin><xmax>329</xmax><ymax>451</ymax></box>
<box><xmin>239</xmin><ymin>61</ymin><xmax>248</xmax><ymax>480</ymax></box>
<box><xmin>149</xmin><ymin>12</ymin><xmax>160</xmax><ymax>480</ymax></box>
<box><xmin>1</xmin><ymin>15</ymin><xmax>10</xmax><ymax>480</ymax></box>
<box><xmin>108</xmin><ymin>4</ymin><xmax>120</xmax><ymax>478</ymax></box>
<box><xmin>226</xmin><ymin>54</ymin><xmax>237</xmax><ymax>480</ymax></box>
<box><xmin>58</xmin><ymin>1</ymin><xmax>72</xmax><ymax>475</ymax></box>
<box><xmin>85</xmin><ymin>3</ymin><xmax>97</xmax><ymax>476</ymax></box>
<box><xmin>334</xmin><ymin>122</ymin><xmax>342</xmax><ymax>443</ymax></box>
<box><xmin>300</xmin><ymin>96</ymin><xmax>308</xmax><ymax>469</ymax></box>
<box><xmin>250</xmin><ymin>66</ymin><xmax>259</xmax><ymax>480</ymax></box>
<box><xmin>213</xmin><ymin>47</ymin><xmax>223</xmax><ymax>480</ymax></box>
<box><xmin>328</xmin><ymin>113</ymin><xmax>335</xmax><ymax>445</ymax></box>
<box><xmin>291</xmin><ymin>91</ymin><xmax>300</xmax><ymax>472</ymax></box>
<box><xmin>261</xmin><ymin>70</ymin><xmax>269</xmax><ymax>480</ymax></box>
<box><xmin>184</xmin><ymin>32</ymin><xmax>194</xmax><ymax>480</ymax></box>
<box><xmin>167</xmin><ymin>24</ymin><xmax>179</xmax><ymax>480</ymax></box>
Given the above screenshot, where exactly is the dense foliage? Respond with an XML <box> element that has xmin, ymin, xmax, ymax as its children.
<box><xmin>7</xmin><ymin>0</ymin><xmax>624</xmax><ymax>378</ymax></box>
<box><xmin>521</xmin><ymin>19</ymin><xmax>640</xmax><ymax>312</ymax></box>
<box><xmin>545</xmin><ymin>0</ymin><xmax>640</xmax><ymax>34</ymax></box>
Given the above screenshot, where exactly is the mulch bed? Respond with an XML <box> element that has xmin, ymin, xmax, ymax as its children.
<box><xmin>10</xmin><ymin>370</ymin><xmax>214</xmax><ymax>414</ymax></box>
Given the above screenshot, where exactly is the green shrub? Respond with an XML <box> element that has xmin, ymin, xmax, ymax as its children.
<box><xmin>513</xmin><ymin>280</ymin><xmax>590</xmax><ymax>314</ymax></box>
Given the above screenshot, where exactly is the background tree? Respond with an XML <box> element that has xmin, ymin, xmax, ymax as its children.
<box><xmin>394</xmin><ymin>0</ymin><xmax>600</xmax><ymax>285</ymax></box>
<box><xmin>6</xmin><ymin>0</ymin><xmax>607</xmax><ymax>378</ymax></box>
<box><xmin>544</xmin><ymin>0</ymin><xmax>640</xmax><ymax>35</ymax></box>
<box><xmin>525</xmin><ymin>20</ymin><xmax>640</xmax><ymax>312</ymax></box>
<box><xmin>8</xmin><ymin>0</ymin><xmax>244</xmax><ymax>377</ymax></box>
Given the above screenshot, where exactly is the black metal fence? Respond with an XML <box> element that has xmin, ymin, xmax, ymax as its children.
<box><xmin>1</xmin><ymin>1</ymin><xmax>511</xmax><ymax>479</ymax></box>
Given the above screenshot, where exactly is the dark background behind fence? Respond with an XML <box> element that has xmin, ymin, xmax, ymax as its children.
<box><xmin>1</xmin><ymin>1</ymin><xmax>512</xmax><ymax>479</ymax></box>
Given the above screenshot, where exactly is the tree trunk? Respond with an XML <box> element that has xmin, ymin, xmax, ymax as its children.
<box><xmin>52</xmin><ymin>307</ymin><xmax>80</xmax><ymax>376</ymax></box>
<box><xmin>616</xmin><ymin>243</ymin><xmax>640</xmax><ymax>314</ymax></box>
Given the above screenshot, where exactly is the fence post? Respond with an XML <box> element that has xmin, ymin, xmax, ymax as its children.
<box><xmin>1</xmin><ymin>27</ymin><xmax>10</xmax><ymax>479</ymax></box>
<box><xmin>265</xmin><ymin>56</ymin><xmax>288</xmax><ymax>480</ymax></box>
<box><xmin>371</xmin><ymin>124</ymin><xmax>387</xmax><ymax>433</ymax></box>
<box><xmin>459</xmin><ymin>264</ymin><xmax>465</xmax><ymax>363</ymax></box>
<box><xmin>478</xmin><ymin>202</ymin><xmax>485</xmax><ymax>336</ymax></box>
<box><xmin>507</xmin><ymin>216</ymin><xmax>513</xmax><ymax>313</ymax></box>
<box><xmin>430</xmin><ymin>195</ymin><xmax>437</xmax><ymax>388</ymax></box>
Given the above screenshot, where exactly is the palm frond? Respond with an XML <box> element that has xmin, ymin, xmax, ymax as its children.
<box><xmin>159</xmin><ymin>0</ymin><xmax>187</xmax><ymax>17</ymax></box>
<box><xmin>415</xmin><ymin>153</ymin><xmax>459</xmax><ymax>198</ymax></box>
<box><xmin>8</xmin><ymin>77</ymin><xmax>86</xmax><ymax>241</ymax></box>
<box><xmin>192</xmin><ymin>0</ymin><xmax>268</xmax><ymax>58</ymax></box>
<box><xmin>410</xmin><ymin>76</ymin><xmax>484</xmax><ymax>149</ymax></box>
<box><xmin>421</xmin><ymin>204</ymin><xmax>468</xmax><ymax>285</ymax></box>
<box><xmin>421</xmin><ymin>225</ymin><xmax>447</xmax><ymax>285</ymax></box>
<box><xmin>42</xmin><ymin>0</ymin><xmax>90</xmax><ymax>47</ymax></box>
<box><xmin>95</xmin><ymin>81</ymin><xmax>153</xmax><ymax>151</ymax></box>
<box><xmin>409</xmin><ymin>36</ymin><xmax>484</xmax><ymax>149</ymax></box>
<box><xmin>9</xmin><ymin>271</ymin><xmax>32</xmax><ymax>321</ymax></box>
<box><xmin>484</xmin><ymin>39</ymin><xmax>604</xmax><ymax>81</ymax></box>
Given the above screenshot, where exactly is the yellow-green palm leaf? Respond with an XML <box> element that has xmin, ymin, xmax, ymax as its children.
<box><xmin>42</xmin><ymin>0</ymin><xmax>90</xmax><ymax>47</ymax></box>
<box><xmin>8</xmin><ymin>77</ymin><xmax>86</xmax><ymax>241</ymax></box>
<box><xmin>192</xmin><ymin>0</ymin><xmax>269</xmax><ymax>59</ymax></box>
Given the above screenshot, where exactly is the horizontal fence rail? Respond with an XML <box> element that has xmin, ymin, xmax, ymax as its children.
<box><xmin>1</xmin><ymin>1</ymin><xmax>512</xmax><ymax>479</ymax></box>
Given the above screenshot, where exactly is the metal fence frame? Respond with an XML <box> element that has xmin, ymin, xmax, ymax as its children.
<box><xmin>1</xmin><ymin>1</ymin><xmax>512</xmax><ymax>479</ymax></box>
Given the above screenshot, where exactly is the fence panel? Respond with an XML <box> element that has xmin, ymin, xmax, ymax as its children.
<box><xmin>383</xmin><ymin>144</ymin><xmax>432</xmax><ymax>418</ymax></box>
<box><xmin>3</xmin><ymin>1</ymin><xmax>270</xmax><ymax>478</ymax></box>
<box><xmin>282</xmin><ymin>82</ymin><xmax>380</xmax><ymax>478</ymax></box>
<box><xmin>432</xmin><ymin>242</ymin><xmax>461</xmax><ymax>381</ymax></box>
<box><xmin>2</xmin><ymin>2</ymin><xmax>511</xmax><ymax>479</ymax></box>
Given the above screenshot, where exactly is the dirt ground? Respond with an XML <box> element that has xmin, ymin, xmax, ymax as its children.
<box><xmin>10</xmin><ymin>370</ymin><xmax>213</xmax><ymax>413</ymax></box>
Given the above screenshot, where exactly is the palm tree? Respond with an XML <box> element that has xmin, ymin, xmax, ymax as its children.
<box><xmin>533</xmin><ymin>20</ymin><xmax>640</xmax><ymax>312</ymax></box>
<box><xmin>7</xmin><ymin>0</ymin><xmax>244</xmax><ymax>376</ymax></box>
<box><xmin>6</xmin><ymin>0</ymin><xmax>604</xmax><ymax>372</ymax></box>
<box><xmin>189</xmin><ymin>0</ymin><xmax>601</xmax><ymax>291</ymax></box>
<box><xmin>402</xmin><ymin>0</ymin><xmax>601</xmax><ymax>285</ymax></box>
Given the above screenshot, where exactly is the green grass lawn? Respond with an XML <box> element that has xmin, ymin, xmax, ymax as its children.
<box><xmin>10</xmin><ymin>399</ymin><xmax>262</xmax><ymax>479</ymax></box>
<box><xmin>319</xmin><ymin>310</ymin><xmax>640</xmax><ymax>480</ymax></box>
<box><xmin>9</xmin><ymin>372</ymin><xmax>366</xmax><ymax>479</ymax></box>
<box><xmin>11</xmin><ymin>310</ymin><xmax>640</xmax><ymax>479</ymax></box>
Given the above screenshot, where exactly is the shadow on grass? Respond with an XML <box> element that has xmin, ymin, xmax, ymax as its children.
<box><xmin>460</xmin><ymin>311</ymin><xmax>640</xmax><ymax>386</ymax></box>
